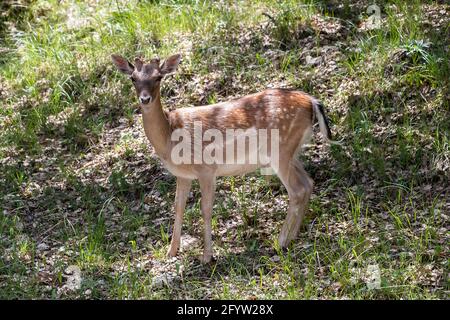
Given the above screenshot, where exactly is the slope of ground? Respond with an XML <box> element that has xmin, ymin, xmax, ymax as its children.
<box><xmin>0</xmin><ymin>0</ymin><xmax>448</xmax><ymax>299</ymax></box>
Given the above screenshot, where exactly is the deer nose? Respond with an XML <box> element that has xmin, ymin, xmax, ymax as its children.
<box><xmin>139</xmin><ymin>95</ymin><xmax>152</xmax><ymax>105</ymax></box>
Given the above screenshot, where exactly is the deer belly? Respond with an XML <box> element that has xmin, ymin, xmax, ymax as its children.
<box><xmin>161</xmin><ymin>160</ymin><xmax>197</xmax><ymax>179</ymax></box>
<box><xmin>215</xmin><ymin>163</ymin><xmax>262</xmax><ymax>176</ymax></box>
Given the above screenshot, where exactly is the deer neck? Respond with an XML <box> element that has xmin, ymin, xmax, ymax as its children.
<box><xmin>141</xmin><ymin>93</ymin><xmax>172</xmax><ymax>161</ymax></box>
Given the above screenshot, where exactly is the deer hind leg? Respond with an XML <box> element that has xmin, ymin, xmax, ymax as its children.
<box><xmin>198</xmin><ymin>174</ymin><xmax>216</xmax><ymax>263</ymax></box>
<box><xmin>274</xmin><ymin>158</ymin><xmax>313</xmax><ymax>248</ymax></box>
<box><xmin>167</xmin><ymin>177</ymin><xmax>192</xmax><ymax>257</ymax></box>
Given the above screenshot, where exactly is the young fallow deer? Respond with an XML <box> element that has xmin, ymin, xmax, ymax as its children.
<box><xmin>112</xmin><ymin>53</ymin><xmax>332</xmax><ymax>263</ymax></box>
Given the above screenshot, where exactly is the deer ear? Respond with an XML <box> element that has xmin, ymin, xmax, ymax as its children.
<box><xmin>160</xmin><ymin>54</ymin><xmax>181</xmax><ymax>76</ymax></box>
<box><xmin>111</xmin><ymin>54</ymin><xmax>134</xmax><ymax>75</ymax></box>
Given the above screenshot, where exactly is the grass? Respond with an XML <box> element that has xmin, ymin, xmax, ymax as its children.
<box><xmin>0</xmin><ymin>0</ymin><xmax>449</xmax><ymax>299</ymax></box>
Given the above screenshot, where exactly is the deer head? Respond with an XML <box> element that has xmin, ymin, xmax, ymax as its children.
<box><xmin>111</xmin><ymin>53</ymin><xmax>181</xmax><ymax>105</ymax></box>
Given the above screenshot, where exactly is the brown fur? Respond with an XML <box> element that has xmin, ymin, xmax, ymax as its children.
<box><xmin>112</xmin><ymin>54</ymin><xmax>328</xmax><ymax>264</ymax></box>
<box><xmin>167</xmin><ymin>89</ymin><xmax>313</xmax><ymax>135</ymax></box>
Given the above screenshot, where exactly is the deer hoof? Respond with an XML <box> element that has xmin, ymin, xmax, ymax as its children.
<box><xmin>199</xmin><ymin>253</ymin><xmax>213</xmax><ymax>264</ymax></box>
<box><xmin>166</xmin><ymin>246</ymin><xmax>179</xmax><ymax>258</ymax></box>
<box><xmin>278</xmin><ymin>235</ymin><xmax>289</xmax><ymax>249</ymax></box>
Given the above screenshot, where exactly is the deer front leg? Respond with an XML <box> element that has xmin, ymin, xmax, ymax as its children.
<box><xmin>167</xmin><ymin>177</ymin><xmax>192</xmax><ymax>258</ymax></box>
<box><xmin>198</xmin><ymin>175</ymin><xmax>216</xmax><ymax>263</ymax></box>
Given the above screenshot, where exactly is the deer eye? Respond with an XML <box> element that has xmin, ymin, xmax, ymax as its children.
<box><xmin>155</xmin><ymin>75</ymin><xmax>163</xmax><ymax>82</ymax></box>
<box><xmin>130</xmin><ymin>77</ymin><xmax>136</xmax><ymax>83</ymax></box>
